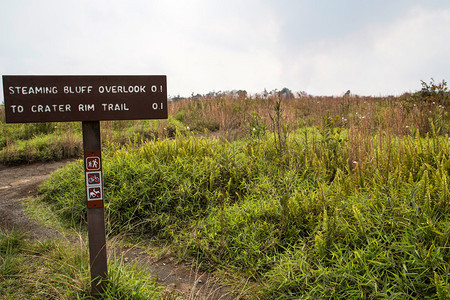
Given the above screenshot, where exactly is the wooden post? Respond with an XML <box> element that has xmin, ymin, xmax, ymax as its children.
<box><xmin>82</xmin><ymin>121</ymin><xmax>108</xmax><ymax>295</ymax></box>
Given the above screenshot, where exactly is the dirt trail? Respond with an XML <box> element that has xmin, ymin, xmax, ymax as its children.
<box><xmin>0</xmin><ymin>161</ymin><xmax>240</xmax><ymax>299</ymax></box>
<box><xmin>0</xmin><ymin>161</ymin><xmax>68</xmax><ymax>240</ymax></box>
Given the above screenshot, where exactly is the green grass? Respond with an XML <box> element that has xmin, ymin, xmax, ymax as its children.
<box><xmin>37</xmin><ymin>129</ymin><xmax>450</xmax><ymax>298</ymax></box>
<box><xmin>0</xmin><ymin>116</ymin><xmax>187</xmax><ymax>165</ymax></box>
<box><xmin>0</xmin><ymin>228</ymin><xmax>177</xmax><ymax>299</ymax></box>
<box><xmin>3</xmin><ymin>86</ymin><xmax>449</xmax><ymax>298</ymax></box>
<box><xmin>0</xmin><ymin>131</ymin><xmax>83</xmax><ymax>164</ymax></box>
<box><xmin>0</xmin><ymin>121</ymin><xmax>82</xmax><ymax>165</ymax></box>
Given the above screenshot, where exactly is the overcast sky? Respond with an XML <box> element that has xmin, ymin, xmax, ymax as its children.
<box><xmin>1</xmin><ymin>0</ymin><xmax>450</xmax><ymax>100</ymax></box>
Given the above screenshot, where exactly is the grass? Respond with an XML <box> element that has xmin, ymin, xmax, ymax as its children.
<box><xmin>0</xmin><ymin>116</ymin><xmax>187</xmax><ymax>165</ymax></box>
<box><xmin>0</xmin><ymin>228</ymin><xmax>90</xmax><ymax>299</ymax></box>
<box><xmin>37</xmin><ymin>128</ymin><xmax>449</xmax><ymax>298</ymax></box>
<box><xmin>2</xmin><ymin>82</ymin><xmax>449</xmax><ymax>298</ymax></box>
<box><xmin>0</xmin><ymin>228</ymin><xmax>179</xmax><ymax>299</ymax></box>
<box><xmin>2</xmin><ymin>81</ymin><xmax>448</xmax><ymax>165</ymax></box>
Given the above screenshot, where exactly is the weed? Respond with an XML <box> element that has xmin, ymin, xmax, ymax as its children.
<box><xmin>0</xmin><ymin>229</ymin><xmax>176</xmax><ymax>299</ymax></box>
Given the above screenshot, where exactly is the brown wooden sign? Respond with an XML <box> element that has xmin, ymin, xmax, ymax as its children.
<box><xmin>2</xmin><ymin>75</ymin><xmax>167</xmax><ymax>123</ymax></box>
<box><xmin>2</xmin><ymin>74</ymin><xmax>169</xmax><ymax>295</ymax></box>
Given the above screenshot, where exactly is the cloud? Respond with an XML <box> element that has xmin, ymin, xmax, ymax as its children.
<box><xmin>279</xmin><ymin>5</ymin><xmax>450</xmax><ymax>95</ymax></box>
<box><xmin>1</xmin><ymin>1</ymin><xmax>450</xmax><ymax>100</ymax></box>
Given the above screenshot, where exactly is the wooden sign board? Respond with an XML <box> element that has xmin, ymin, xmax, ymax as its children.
<box><xmin>2</xmin><ymin>75</ymin><xmax>167</xmax><ymax>123</ymax></box>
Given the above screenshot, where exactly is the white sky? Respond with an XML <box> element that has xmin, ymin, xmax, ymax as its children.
<box><xmin>1</xmin><ymin>0</ymin><xmax>450</xmax><ymax>100</ymax></box>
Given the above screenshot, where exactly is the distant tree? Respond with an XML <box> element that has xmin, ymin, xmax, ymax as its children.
<box><xmin>237</xmin><ymin>90</ymin><xmax>247</xmax><ymax>98</ymax></box>
<box><xmin>205</xmin><ymin>91</ymin><xmax>216</xmax><ymax>98</ymax></box>
<box><xmin>412</xmin><ymin>78</ymin><xmax>448</xmax><ymax>105</ymax></box>
<box><xmin>190</xmin><ymin>92</ymin><xmax>202</xmax><ymax>99</ymax></box>
<box><xmin>171</xmin><ymin>94</ymin><xmax>182</xmax><ymax>101</ymax></box>
<box><xmin>279</xmin><ymin>87</ymin><xmax>294</xmax><ymax>99</ymax></box>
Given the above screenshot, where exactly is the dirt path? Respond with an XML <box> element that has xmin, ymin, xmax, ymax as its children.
<box><xmin>0</xmin><ymin>161</ymin><xmax>240</xmax><ymax>299</ymax></box>
<box><xmin>0</xmin><ymin>160</ymin><xmax>69</xmax><ymax>240</ymax></box>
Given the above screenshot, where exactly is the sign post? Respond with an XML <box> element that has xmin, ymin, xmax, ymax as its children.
<box><xmin>2</xmin><ymin>75</ymin><xmax>168</xmax><ymax>295</ymax></box>
<box><xmin>82</xmin><ymin>121</ymin><xmax>107</xmax><ymax>294</ymax></box>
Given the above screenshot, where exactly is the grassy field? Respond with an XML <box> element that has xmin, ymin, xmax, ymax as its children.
<box><xmin>1</xmin><ymin>80</ymin><xmax>449</xmax><ymax>298</ymax></box>
<box><xmin>0</xmin><ymin>228</ymin><xmax>179</xmax><ymax>299</ymax></box>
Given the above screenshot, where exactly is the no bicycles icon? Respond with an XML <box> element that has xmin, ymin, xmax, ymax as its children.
<box><xmin>86</xmin><ymin>172</ymin><xmax>102</xmax><ymax>185</ymax></box>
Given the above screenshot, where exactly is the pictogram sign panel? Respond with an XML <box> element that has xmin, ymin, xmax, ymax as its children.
<box><xmin>84</xmin><ymin>150</ymin><xmax>104</xmax><ymax>208</ymax></box>
<box><xmin>86</xmin><ymin>157</ymin><xmax>101</xmax><ymax>171</ymax></box>
<box><xmin>87</xmin><ymin>187</ymin><xmax>103</xmax><ymax>201</ymax></box>
<box><xmin>86</xmin><ymin>172</ymin><xmax>102</xmax><ymax>185</ymax></box>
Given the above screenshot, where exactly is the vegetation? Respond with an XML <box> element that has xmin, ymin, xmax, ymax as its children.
<box><xmin>0</xmin><ymin>117</ymin><xmax>186</xmax><ymax>165</ymax></box>
<box><xmin>0</xmin><ymin>229</ymin><xmax>175</xmax><ymax>299</ymax></box>
<box><xmin>1</xmin><ymin>79</ymin><xmax>449</xmax><ymax>298</ymax></box>
<box><xmin>38</xmin><ymin>127</ymin><xmax>449</xmax><ymax>298</ymax></box>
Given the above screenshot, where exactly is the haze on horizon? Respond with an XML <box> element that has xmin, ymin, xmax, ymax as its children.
<box><xmin>1</xmin><ymin>0</ymin><xmax>450</xmax><ymax>102</ymax></box>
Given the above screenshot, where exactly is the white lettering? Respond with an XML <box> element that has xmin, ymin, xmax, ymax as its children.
<box><xmin>152</xmin><ymin>102</ymin><xmax>163</xmax><ymax>110</ymax></box>
<box><xmin>97</xmin><ymin>85</ymin><xmax>146</xmax><ymax>94</ymax></box>
<box><xmin>78</xmin><ymin>104</ymin><xmax>95</xmax><ymax>111</ymax></box>
<box><xmin>30</xmin><ymin>104</ymin><xmax>71</xmax><ymax>113</ymax></box>
<box><xmin>8</xmin><ymin>86</ymin><xmax>58</xmax><ymax>95</ymax></box>
<box><xmin>101</xmin><ymin>103</ymin><xmax>129</xmax><ymax>111</ymax></box>
<box><xmin>64</xmin><ymin>86</ymin><xmax>92</xmax><ymax>94</ymax></box>
<box><xmin>10</xmin><ymin>105</ymin><xmax>24</xmax><ymax>113</ymax></box>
